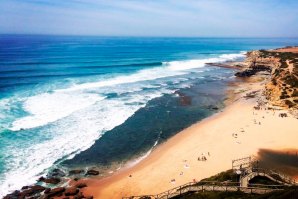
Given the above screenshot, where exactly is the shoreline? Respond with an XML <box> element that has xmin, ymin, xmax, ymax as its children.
<box><xmin>80</xmin><ymin>74</ymin><xmax>298</xmax><ymax>198</ymax></box>
<box><xmin>3</xmin><ymin>46</ymin><xmax>298</xmax><ymax>199</ymax></box>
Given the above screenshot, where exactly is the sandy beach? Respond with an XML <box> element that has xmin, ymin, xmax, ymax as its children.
<box><xmin>80</xmin><ymin>76</ymin><xmax>298</xmax><ymax>198</ymax></box>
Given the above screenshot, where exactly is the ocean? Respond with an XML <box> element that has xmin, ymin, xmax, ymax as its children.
<box><xmin>1</xmin><ymin>35</ymin><xmax>298</xmax><ymax>195</ymax></box>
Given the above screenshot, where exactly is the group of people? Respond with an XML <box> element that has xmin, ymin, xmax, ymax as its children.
<box><xmin>198</xmin><ymin>152</ymin><xmax>210</xmax><ymax>161</ymax></box>
<box><xmin>279</xmin><ymin>113</ymin><xmax>288</xmax><ymax>117</ymax></box>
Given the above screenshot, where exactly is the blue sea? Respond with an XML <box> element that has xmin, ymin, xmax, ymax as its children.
<box><xmin>1</xmin><ymin>35</ymin><xmax>298</xmax><ymax>195</ymax></box>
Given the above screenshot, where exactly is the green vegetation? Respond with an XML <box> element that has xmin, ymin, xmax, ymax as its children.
<box><xmin>198</xmin><ymin>169</ymin><xmax>239</xmax><ymax>183</ymax></box>
<box><xmin>283</xmin><ymin>75</ymin><xmax>298</xmax><ymax>88</ymax></box>
<box><xmin>172</xmin><ymin>191</ymin><xmax>255</xmax><ymax>199</ymax></box>
<box><xmin>172</xmin><ymin>187</ymin><xmax>298</xmax><ymax>199</ymax></box>
<box><xmin>170</xmin><ymin>169</ymin><xmax>297</xmax><ymax>199</ymax></box>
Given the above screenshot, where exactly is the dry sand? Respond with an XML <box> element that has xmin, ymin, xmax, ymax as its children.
<box><xmin>81</xmin><ymin>78</ymin><xmax>298</xmax><ymax>199</ymax></box>
<box><xmin>271</xmin><ymin>47</ymin><xmax>298</xmax><ymax>53</ymax></box>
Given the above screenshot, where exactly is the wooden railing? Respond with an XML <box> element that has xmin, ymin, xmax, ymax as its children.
<box><xmin>122</xmin><ymin>181</ymin><xmax>284</xmax><ymax>199</ymax></box>
<box><xmin>241</xmin><ymin>167</ymin><xmax>297</xmax><ymax>186</ymax></box>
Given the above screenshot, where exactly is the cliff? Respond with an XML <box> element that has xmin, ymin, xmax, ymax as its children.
<box><xmin>235</xmin><ymin>47</ymin><xmax>298</xmax><ymax>109</ymax></box>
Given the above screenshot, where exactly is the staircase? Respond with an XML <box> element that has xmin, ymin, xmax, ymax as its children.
<box><xmin>240</xmin><ymin>167</ymin><xmax>296</xmax><ymax>187</ymax></box>
<box><xmin>122</xmin><ymin>181</ymin><xmax>285</xmax><ymax>199</ymax></box>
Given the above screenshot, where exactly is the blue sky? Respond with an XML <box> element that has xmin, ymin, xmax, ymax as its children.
<box><xmin>1</xmin><ymin>0</ymin><xmax>298</xmax><ymax>37</ymax></box>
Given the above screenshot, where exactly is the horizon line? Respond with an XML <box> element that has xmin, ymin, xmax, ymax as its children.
<box><xmin>1</xmin><ymin>33</ymin><xmax>298</xmax><ymax>39</ymax></box>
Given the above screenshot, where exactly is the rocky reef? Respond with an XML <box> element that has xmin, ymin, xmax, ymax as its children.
<box><xmin>235</xmin><ymin>47</ymin><xmax>298</xmax><ymax>109</ymax></box>
<box><xmin>3</xmin><ymin>168</ymin><xmax>99</xmax><ymax>199</ymax></box>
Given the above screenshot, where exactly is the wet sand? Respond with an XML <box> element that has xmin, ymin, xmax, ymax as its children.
<box><xmin>80</xmin><ymin>78</ymin><xmax>298</xmax><ymax>199</ymax></box>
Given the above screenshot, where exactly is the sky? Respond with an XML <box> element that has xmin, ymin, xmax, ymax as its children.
<box><xmin>0</xmin><ymin>0</ymin><xmax>298</xmax><ymax>37</ymax></box>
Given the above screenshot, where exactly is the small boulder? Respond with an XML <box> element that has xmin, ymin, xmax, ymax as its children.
<box><xmin>18</xmin><ymin>190</ymin><xmax>34</xmax><ymax>198</ymax></box>
<box><xmin>48</xmin><ymin>168</ymin><xmax>66</xmax><ymax>178</ymax></box>
<box><xmin>76</xmin><ymin>182</ymin><xmax>87</xmax><ymax>189</ymax></box>
<box><xmin>38</xmin><ymin>176</ymin><xmax>61</xmax><ymax>184</ymax></box>
<box><xmin>65</xmin><ymin>187</ymin><xmax>79</xmax><ymax>196</ymax></box>
<box><xmin>86</xmin><ymin>169</ymin><xmax>99</xmax><ymax>176</ymax></box>
<box><xmin>3</xmin><ymin>190</ymin><xmax>20</xmax><ymax>199</ymax></box>
<box><xmin>21</xmin><ymin>186</ymin><xmax>30</xmax><ymax>190</ymax></box>
<box><xmin>74</xmin><ymin>192</ymin><xmax>84</xmax><ymax>199</ymax></box>
<box><xmin>30</xmin><ymin>185</ymin><xmax>46</xmax><ymax>193</ymax></box>
<box><xmin>47</xmin><ymin>187</ymin><xmax>65</xmax><ymax>197</ymax></box>
<box><xmin>44</xmin><ymin>188</ymin><xmax>51</xmax><ymax>194</ymax></box>
<box><xmin>69</xmin><ymin>169</ymin><xmax>84</xmax><ymax>175</ymax></box>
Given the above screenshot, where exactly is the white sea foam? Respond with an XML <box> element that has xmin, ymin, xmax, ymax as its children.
<box><xmin>1</xmin><ymin>91</ymin><xmax>165</xmax><ymax>196</ymax></box>
<box><xmin>57</xmin><ymin>67</ymin><xmax>185</xmax><ymax>92</ymax></box>
<box><xmin>56</xmin><ymin>53</ymin><xmax>244</xmax><ymax>93</ymax></box>
<box><xmin>165</xmin><ymin>53</ymin><xmax>245</xmax><ymax>71</ymax></box>
<box><xmin>10</xmin><ymin>93</ymin><xmax>104</xmax><ymax>131</ymax></box>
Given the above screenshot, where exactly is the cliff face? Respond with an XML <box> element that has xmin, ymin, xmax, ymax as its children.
<box><xmin>237</xmin><ymin>48</ymin><xmax>298</xmax><ymax>109</ymax></box>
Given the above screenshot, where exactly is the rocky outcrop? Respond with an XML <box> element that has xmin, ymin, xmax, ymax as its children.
<box><xmin>4</xmin><ymin>185</ymin><xmax>46</xmax><ymax>199</ymax></box>
<box><xmin>38</xmin><ymin>176</ymin><xmax>61</xmax><ymax>184</ymax></box>
<box><xmin>3</xmin><ymin>168</ymin><xmax>93</xmax><ymax>199</ymax></box>
<box><xmin>86</xmin><ymin>169</ymin><xmax>99</xmax><ymax>176</ymax></box>
<box><xmin>236</xmin><ymin>48</ymin><xmax>298</xmax><ymax>109</ymax></box>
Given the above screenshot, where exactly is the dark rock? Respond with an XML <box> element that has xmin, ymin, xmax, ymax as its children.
<box><xmin>3</xmin><ymin>190</ymin><xmax>22</xmax><ymax>199</ymax></box>
<box><xmin>69</xmin><ymin>169</ymin><xmax>84</xmax><ymax>175</ymax></box>
<box><xmin>47</xmin><ymin>187</ymin><xmax>65</xmax><ymax>197</ymax></box>
<box><xmin>76</xmin><ymin>182</ymin><xmax>87</xmax><ymax>188</ymax></box>
<box><xmin>38</xmin><ymin>176</ymin><xmax>61</xmax><ymax>184</ymax></box>
<box><xmin>65</xmin><ymin>187</ymin><xmax>79</xmax><ymax>196</ymax></box>
<box><xmin>4</xmin><ymin>191</ymin><xmax>19</xmax><ymax>199</ymax></box>
<box><xmin>235</xmin><ymin>69</ymin><xmax>256</xmax><ymax>77</ymax></box>
<box><xmin>74</xmin><ymin>192</ymin><xmax>84</xmax><ymax>199</ymax></box>
<box><xmin>44</xmin><ymin>188</ymin><xmax>51</xmax><ymax>194</ymax></box>
<box><xmin>30</xmin><ymin>185</ymin><xmax>46</xmax><ymax>193</ymax></box>
<box><xmin>18</xmin><ymin>190</ymin><xmax>34</xmax><ymax>199</ymax></box>
<box><xmin>21</xmin><ymin>186</ymin><xmax>30</xmax><ymax>190</ymax></box>
<box><xmin>17</xmin><ymin>185</ymin><xmax>46</xmax><ymax>199</ymax></box>
<box><xmin>86</xmin><ymin>169</ymin><xmax>99</xmax><ymax>176</ymax></box>
<box><xmin>207</xmin><ymin>105</ymin><xmax>219</xmax><ymax>110</ymax></box>
<box><xmin>49</xmin><ymin>168</ymin><xmax>66</xmax><ymax>177</ymax></box>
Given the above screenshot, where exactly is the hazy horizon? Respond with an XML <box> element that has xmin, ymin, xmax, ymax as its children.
<box><xmin>1</xmin><ymin>0</ymin><xmax>298</xmax><ymax>37</ymax></box>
